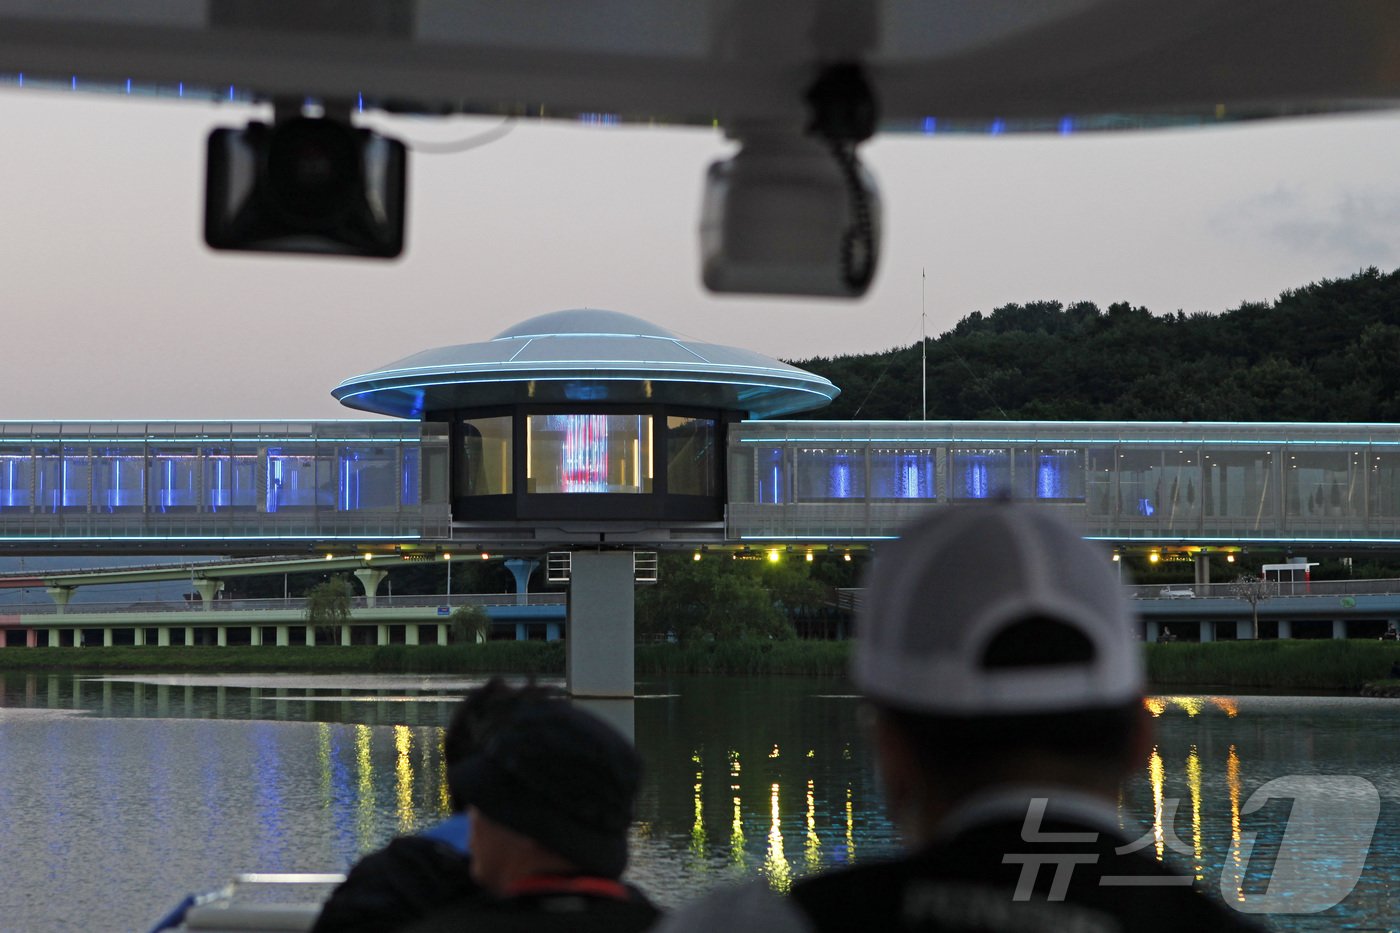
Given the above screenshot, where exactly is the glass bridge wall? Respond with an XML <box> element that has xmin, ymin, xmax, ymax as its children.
<box><xmin>0</xmin><ymin>422</ymin><xmax>450</xmax><ymax>542</ymax></box>
<box><xmin>727</xmin><ymin>421</ymin><xmax>1400</xmax><ymax>545</ymax></box>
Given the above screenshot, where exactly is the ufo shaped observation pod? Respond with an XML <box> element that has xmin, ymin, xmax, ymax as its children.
<box><xmin>334</xmin><ymin>309</ymin><xmax>839</xmax><ymax>531</ymax></box>
<box><xmin>332</xmin><ymin>309</ymin><xmax>838</xmax><ymax>419</ymax></box>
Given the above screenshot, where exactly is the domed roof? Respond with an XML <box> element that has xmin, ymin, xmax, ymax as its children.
<box><xmin>333</xmin><ymin>309</ymin><xmax>839</xmax><ymax>419</ymax></box>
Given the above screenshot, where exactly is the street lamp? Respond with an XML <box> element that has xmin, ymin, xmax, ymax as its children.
<box><xmin>444</xmin><ymin>552</ymin><xmax>452</xmax><ymax>603</ymax></box>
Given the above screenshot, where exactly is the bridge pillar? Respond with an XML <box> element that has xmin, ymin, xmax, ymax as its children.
<box><xmin>1332</xmin><ymin>619</ymin><xmax>1348</xmax><ymax>640</ymax></box>
<box><xmin>547</xmin><ymin>622</ymin><xmax>562</xmax><ymax>642</ymax></box>
<box><xmin>1194</xmin><ymin>553</ymin><xmax>1211</xmax><ymax>586</ymax></box>
<box><xmin>1235</xmin><ymin>620</ymin><xmax>1257</xmax><ymax>640</ymax></box>
<box><xmin>71</xmin><ymin>629</ymin><xmax>82</xmax><ymax>648</ymax></box>
<box><xmin>376</xmin><ymin>624</ymin><xmax>389</xmax><ymax>646</ymax></box>
<box><xmin>566</xmin><ymin>551</ymin><xmax>635</xmax><ymax>698</ymax></box>
<box><xmin>406</xmin><ymin>624</ymin><xmax>419</xmax><ymax>646</ymax></box>
<box><xmin>505</xmin><ymin>559</ymin><xmax>539</xmax><ymax>605</ymax></box>
<box><xmin>354</xmin><ymin>569</ymin><xmax>388</xmax><ymax>608</ymax></box>
<box><xmin>46</xmin><ymin>586</ymin><xmax>74</xmax><ymax>615</ymax></box>
<box><xmin>305</xmin><ymin>625</ymin><xmax>316</xmax><ymax>647</ymax></box>
<box><xmin>1277</xmin><ymin>619</ymin><xmax>1292</xmax><ymax>639</ymax></box>
<box><xmin>184</xmin><ymin>626</ymin><xmax>195</xmax><ymax>646</ymax></box>
<box><xmin>340</xmin><ymin>624</ymin><xmax>351</xmax><ymax>647</ymax></box>
<box><xmin>25</xmin><ymin>629</ymin><xmax>36</xmax><ymax>648</ymax></box>
<box><xmin>276</xmin><ymin>625</ymin><xmax>290</xmax><ymax>647</ymax></box>
<box><xmin>104</xmin><ymin>628</ymin><xmax>114</xmax><ymax>648</ymax></box>
<box><xmin>1199</xmin><ymin>621</ymin><xmax>1214</xmax><ymax>643</ymax></box>
<box><xmin>250</xmin><ymin>626</ymin><xmax>263</xmax><ymax>647</ymax></box>
<box><xmin>193</xmin><ymin>579</ymin><xmax>223</xmax><ymax>609</ymax></box>
<box><xmin>515</xmin><ymin>623</ymin><xmax>527</xmax><ymax>641</ymax></box>
<box><xmin>156</xmin><ymin>628</ymin><xmax>169</xmax><ymax>647</ymax></box>
<box><xmin>1145</xmin><ymin>621</ymin><xmax>1160</xmax><ymax>643</ymax></box>
<box><xmin>436</xmin><ymin>623</ymin><xmax>449</xmax><ymax>646</ymax></box>
<box><xmin>217</xmin><ymin>626</ymin><xmax>228</xmax><ymax>647</ymax></box>
<box><xmin>133</xmin><ymin>627</ymin><xmax>145</xmax><ymax>647</ymax></box>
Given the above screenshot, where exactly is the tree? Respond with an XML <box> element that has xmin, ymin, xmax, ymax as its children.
<box><xmin>636</xmin><ymin>554</ymin><xmax>794</xmax><ymax>644</ymax></box>
<box><xmin>305</xmin><ymin>575</ymin><xmax>353</xmax><ymax>640</ymax></box>
<box><xmin>449</xmin><ymin>604</ymin><xmax>491</xmax><ymax>644</ymax></box>
<box><xmin>1227</xmin><ymin>574</ymin><xmax>1277</xmax><ymax>639</ymax></box>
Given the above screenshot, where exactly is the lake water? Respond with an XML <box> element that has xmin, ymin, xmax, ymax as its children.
<box><xmin>0</xmin><ymin>673</ymin><xmax>1395</xmax><ymax>932</ymax></box>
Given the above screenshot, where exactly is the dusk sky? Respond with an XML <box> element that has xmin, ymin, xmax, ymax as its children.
<box><xmin>4</xmin><ymin>87</ymin><xmax>1399</xmax><ymax>420</ymax></box>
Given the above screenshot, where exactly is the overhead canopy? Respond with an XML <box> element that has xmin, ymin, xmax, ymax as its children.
<box><xmin>1</xmin><ymin>1</ymin><xmax>1398</xmax><ymax>131</ymax></box>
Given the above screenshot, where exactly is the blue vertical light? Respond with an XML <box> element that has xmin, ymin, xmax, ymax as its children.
<box><xmin>1059</xmin><ymin>116</ymin><xmax>1074</xmax><ymax>135</ymax></box>
<box><xmin>1037</xmin><ymin>455</ymin><xmax>1063</xmax><ymax>499</ymax></box>
<box><xmin>990</xmin><ymin>118</ymin><xmax>1005</xmax><ymax>135</ymax></box>
<box><xmin>113</xmin><ymin>458</ymin><xmax>121</xmax><ymax>511</ymax></box>
<box><xmin>922</xmin><ymin>116</ymin><xmax>937</xmax><ymax>134</ymax></box>
<box><xmin>166</xmin><ymin>460</ymin><xmax>175</xmax><ymax>510</ymax></box>
<box><xmin>965</xmin><ymin>458</ymin><xmax>988</xmax><ymax>498</ymax></box>
<box><xmin>125</xmin><ymin>78</ymin><xmax>132</xmax><ymax>94</ymax></box>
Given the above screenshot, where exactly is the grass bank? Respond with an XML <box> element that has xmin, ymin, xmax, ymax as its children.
<box><xmin>2</xmin><ymin>640</ymin><xmax>1398</xmax><ymax>690</ymax></box>
<box><xmin>1146</xmin><ymin>639</ymin><xmax>1400</xmax><ymax>691</ymax></box>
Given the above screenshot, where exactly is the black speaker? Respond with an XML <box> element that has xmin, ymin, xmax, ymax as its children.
<box><xmin>205</xmin><ymin>117</ymin><xmax>407</xmax><ymax>258</ymax></box>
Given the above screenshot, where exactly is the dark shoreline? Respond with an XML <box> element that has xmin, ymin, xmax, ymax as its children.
<box><xmin>1</xmin><ymin>640</ymin><xmax>1398</xmax><ymax>695</ymax></box>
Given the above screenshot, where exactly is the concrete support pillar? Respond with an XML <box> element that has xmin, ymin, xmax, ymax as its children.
<box><xmin>1145</xmin><ymin>621</ymin><xmax>1160</xmax><ymax>643</ymax></box>
<box><xmin>1236</xmin><ymin>620</ymin><xmax>1257</xmax><ymax>640</ymax></box>
<box><xmin>46</xmin><ymin>586</ymin><xmax>74</xmax><ymax>615</ymax></box>
<box><xmin>354</xmin><ymin>568</ymin><xmax>388</xmax><ymax>608</ymax></box>
<box><xmin>1277</xmin><ymin>619</ymin><xmax>1293</xmax><ymax>640</ymax></box>
<box><xmin>515</xmin><ymin>622</ymin><xmax>527</xmax><ymax>641</ymax></box>
<box><xmin>157</xmin><ymin>627</ymin><xmax>170</xmax><ymax>647</ymax></box>
<box><xmin>1194</xmin><ymin>553</ymin><xmax>1211</xmax><ymax>587</ymax></box>
<box><xmin>406</xmin><ymin>624</ymin><xmax>419</xmax><ymax>646</ymax></box>
<box><xmin>217</xmin><ymin>627</ymin><xmax>228</xmax><ymax>648</ymax></box>
<box><xmin>436</xmin><ymin>623</ymin><xmax>449</xmax><ymax>646</ymax></box>
<box><xmin>184</xmin><ymin>626</ymin><xmax>194</xmax><ymax>647</ymax></box>
<box><xmin>376</xmin><ymin>624</ymin><xmax>389</xmax><ymax>646</ymax></box>
<box><xmin>566</xmin><ymin>551</ymin><xmax>635</xmax><ymax>698</ymax></box>
<box><xmin>1199</xmin><ymin>621</ymin><xmax>1214</xmax><ymax>643</ymax></box>
<box><xmin>304</xmin><ymin>625</ymin><xmax>315</xmax><ymax>647</ymax></box>
<box><xmin>104</xmin><ymin>629</ymin><xmax>114</xmax><ymax>648</ymax></box>
<box><xmin>193</xmin><ymin>579</ymin><xmax>223</xmax><ymax>609</ymax></box>
<box><xmin>340</xmin><ymin>625</ymin><xmax>352</xmax><ymax>647</ymax></box>
<box><xmin>25</xmin><ymin>629</ymin><xmax>36</xmax><ymax>648</ymax></box>
<box><xmin>133</xmin><ymin>627</ymin><xmax>146</xmax><ymax>647</ymax></box>
<box><xmin>1333</xmin><ymin>619</ymin><xmax>1348</xmax><ymax>640</ymax></box>
<box><xmin>72</xmin><ymin>629</ymin><xmax>82</xmax><ymax>648</ymax></box>
<box><xmin>276</xmin><ymin>625</ymin><xmax>290</xmax><ymax>647</ymax></box>
<box><xmin>250</xmin><ymin>626</ymin><xmax>263</xmax><ymax>647</ymax></box>
<box><xmin>505</xmin><ymin>558</ymin><xmax>539</xmax><ymax>606</ymax></box>
<box><xmin>546</xmin><ymin>622</ymin><xmax>562</xmax><ymax>642</ymax></box>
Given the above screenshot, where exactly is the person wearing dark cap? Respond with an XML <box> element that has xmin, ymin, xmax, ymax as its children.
<box><xmin>659</xmin><ymin>503</ymin><xmax>1262</xmax><ymax>933</ymax></box>
<box><xmin>403</xmin><ymin>699</ymin><xmax>661</xmax><ymax>933</ymax></box>
<box><xmin>313</xmin><ymin>679</ymin><xmax>560</xmax><ymax>933</ymax></box>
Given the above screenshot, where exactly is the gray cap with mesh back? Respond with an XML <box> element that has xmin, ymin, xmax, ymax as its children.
<box><xmin>852</xmin><ymin>503</ymin><xmax>1143</xmax><ymax>716</ymax></box>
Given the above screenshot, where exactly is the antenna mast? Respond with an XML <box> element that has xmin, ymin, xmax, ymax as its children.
<box><xmin>921</xmin><ymin>268</ymin><xmax>927</xmax><ymax>421</ymax></box>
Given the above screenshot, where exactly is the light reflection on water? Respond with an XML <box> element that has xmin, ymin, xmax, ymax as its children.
<box><xmin>0</xmin><ymin>675</ymin><xmax>1395</xmax><ymax>931</ymax></box>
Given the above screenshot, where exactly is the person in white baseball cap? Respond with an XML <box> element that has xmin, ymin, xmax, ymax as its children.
<box><xmin>659</xmin><ymin>502</ymin><xmax>1261</xmax><ymax>933</ymax></box>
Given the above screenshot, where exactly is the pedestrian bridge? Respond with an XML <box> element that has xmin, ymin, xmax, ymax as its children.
<box><xmin>3</xmin><ymin>419</ymin><xmax>1400</xmax><ymax>553</ymax></box>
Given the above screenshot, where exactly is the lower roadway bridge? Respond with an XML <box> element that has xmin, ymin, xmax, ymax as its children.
<box><xmin>0</xmin><ymin>594</ymin><xmax>565</xmax><ymax>648</ymax></box>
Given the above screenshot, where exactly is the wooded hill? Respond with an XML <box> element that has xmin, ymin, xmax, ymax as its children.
<box><xmin>789</xmin><ymin>267</ymin><xmax>1400</xmax><ymax>423</ymax></box>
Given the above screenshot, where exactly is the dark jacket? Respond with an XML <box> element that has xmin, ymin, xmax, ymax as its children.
<box><xmin>402</xmin><ymin>875</ymin><xmax>662</xmax><ymax>933</ymax></box>
<box><xmin>311</xmin><ymin>836</ymin><xmax>478</xmax><ymax>933</ymax></box>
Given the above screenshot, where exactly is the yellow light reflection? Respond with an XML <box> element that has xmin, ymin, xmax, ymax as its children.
<box><xmin>845</xmin><ymin>784</ymin><xmax>855</xmax><ymax>858</ymax></box>
<box><xmin>1148</xmin><ymin>747</ymin><xmax>1166</xmax><ymax>860</ymax></box>
<box><xmin>1172</xmin><ymin>697</ymin><xmax>1203</xmax><ymax>717</ymax></box>
<box><xmin>763</xmin><ymin>783</ymin><xmax>791</xmax><ymax>892</ymax></box>
<box><xmin>1184</xmin><ymin>744</ymin><xmax>1204</xmax><ymax>880</ymax></box>
<box><xmin>436</xmin><ymin>726</ymin><xmax>450</xmax><ymax>816</ymax></box>
<box><xmin>731</xmin><ymin>789</ymin><xmax>746</xmax><ymax>867</ymax></box>
<box><xmin>1228</xmin><ymin>744</ymin><xmax>1245</xmax><ymax>903</ymax></box>
<box><xmin>1210</xmin><ymin>697</ymin><xmax>1240</xmax><ymax>718</ymax></box>
<box><xmin>692</xmin><ymin>771</ymin><xmax>707</xmax><ymax>860</ymax></box>
<box><xmin>355</xmin><ymin>724</ymin><xmax>376</xmax><ymax>852</ymax></box>
<box><xmin>1143</xmin><ymin>697</ymin><xmax>1167</xmax><ymax>717</ymax></box>
<box><xmin>769</xmin><ymin>745</ymin><xmax>780</xmax><ymax>759</ymax></box>
<box><xmin>805</xmin><ymin>779</ymin><xmax>820</xmax><ymax>869</ymax></box>
<box><xmin>394</xmin><ymin>725</ymin><xmax>414</xmax><ymax>832</ymax></box>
